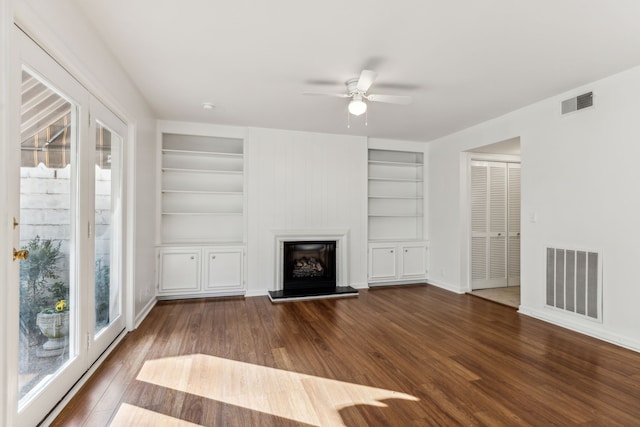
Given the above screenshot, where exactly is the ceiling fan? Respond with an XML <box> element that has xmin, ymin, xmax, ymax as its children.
<box><xmin>304</xmin><ymin>70</ymin><xmax>412</xmax><ymax>116</ymax></box>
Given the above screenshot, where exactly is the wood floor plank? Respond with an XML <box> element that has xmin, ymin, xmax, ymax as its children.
<box><xmin>52</xmin><ymin>285</ymin><xmax>640</xmax><ymax>426</ymax></box>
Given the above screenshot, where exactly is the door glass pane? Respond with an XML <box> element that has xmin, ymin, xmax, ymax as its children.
<box><xmin>94</xmin><ymin>122</ymin><xmax>122</xmax><ymax>334</ymax></box>
<box><xmin>18</xmin><ymin>69</ymin><xmax>77</xmax><ymax>402</ymax></box>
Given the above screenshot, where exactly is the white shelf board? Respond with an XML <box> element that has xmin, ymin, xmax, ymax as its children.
<box><xmin>162</xmin><ymin>168</ymin><xmax>243</xmax><ymax>175</ymax></box>
<box><xmin>368</xmin><ymin>177</ymin><xmax>423</xmax><ymax>183</ymax></box>
<box><xmin>161</xmin><ymin>190</ymin><xmax>243</xmax><ymax>195</ymax></box>
<box><xmin>368</xmin><ymin>214</ymin><xmax>423</xmax><ymax>218</ymax></box>
<box><xmin>368</xmin><ymin>238</ymin><xmax>426</xmax><ymax>243</ymax></box>
<box><xmin>368</xmin><ymin>195</ymin><xmax>424</xmax><ymax>199</ymax></box>
<box><xmin>155</xmin><ymin>242</ymin><xmax>246</xmax><ymax>247</ymax></box>
<box><xmin>162</xmin><ymin>149</ymin><xmax>243</xmax><ymax>158</ymax></box>
<box><xmin>368</xmin><ymin>160</ymin><xmax>423</xmax><ymax>167</ymax></box>
<box><xmin>162</xmin><ymin>212</ymin><xmax>243</xmax><ymax>216</ymax></box>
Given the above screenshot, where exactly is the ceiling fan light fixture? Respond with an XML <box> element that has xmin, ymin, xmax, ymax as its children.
<box><xmin>348</xmin><ymin>98</ymin><xmax>367</xmax><ymax>116</ymax></box>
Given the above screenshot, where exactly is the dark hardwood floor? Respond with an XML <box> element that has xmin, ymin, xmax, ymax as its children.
<box><xmin>52</xmin><ymin>285</ymin><xmax>640</xmax><ymax>426</ymax></box>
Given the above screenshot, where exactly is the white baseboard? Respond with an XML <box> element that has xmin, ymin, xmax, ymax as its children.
<box><xmin>156</xmin><ymin>291</ymin><xmax>245</xmax><ymax>301</ymax></box>
<box><xmin>245</xmin><ymin>289</ymin><xmax>268</xmax><ymax>298</ymax></box>
<box><xmin>134</xmin><ymin>296</ymin><xmax>157</xmax><ymax>329</ymax></box>
<box><xmin>425</xmin><ymin>279</ymin><xmax>466</xmax><ymax>294</ymax></box>
<box><xmin>519</xmin><ymin>305</ymin><xmax>640</xmax><ymax>353</ymax></box>
<box><xmin>349</xmin><ymin>282</ymin><xmax>369</xmax><ymax>289</ymax></box>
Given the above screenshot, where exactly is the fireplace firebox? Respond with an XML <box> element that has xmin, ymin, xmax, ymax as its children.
<box><xmin>282</xmin><ymin>241</ymin><xmax>336</xmax><ymax>291</ymax></box>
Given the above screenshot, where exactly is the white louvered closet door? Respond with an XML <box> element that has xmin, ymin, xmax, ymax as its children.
<box><xmin>471</xmin><ymin>161</ymin><xmax>508</xmax><ymax>289</ymax></box>
<box><xmin>507</xmin><ymin>164</ymin><xmax>521</xmax><ymax>286</ymax></box>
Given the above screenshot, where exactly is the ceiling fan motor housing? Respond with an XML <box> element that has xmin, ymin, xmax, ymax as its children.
<box><xmin>346</xmin><ymin>78</ymin><xmax>361</xmax><ymax>95</ymax></box>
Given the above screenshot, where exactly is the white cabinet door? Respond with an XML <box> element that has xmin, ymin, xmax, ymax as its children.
<box><xmin>400</xmin><ymin>244</ymin><xmax>426</xmax><ymax>278</ymax></box>
<box><xmin>369</xmin><ymin>245</ymin><xmax>397</xmax><ymax>280</ymax></box>
<box><xmin>204</xmin><ymin>248</ymin><xmax>244</xmax><ymax>292</ymax></box>
<box><xmin>159</xmin><ymin>249</ymin><xmax>201</xmax><ymax>293</ymax></box>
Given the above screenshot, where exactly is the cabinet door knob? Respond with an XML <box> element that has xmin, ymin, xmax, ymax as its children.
<box><xmin>390</xmin><ymin>250</ymin><xmax>394</xmax><ymax>253</ymax></box>
<box><xmin>405</xmin><ymin>249</ymin><xmax>408</xmax><ymax>253</ymax></box>
<box><xmin>211</xmin><ymin>255</ymin><xmax>216</xmax><ymax>259</ymax></box>
<box><xmin>190</xmin><ymin>256</ymin><xmax>194</xmax><ymax>260</ymax></box>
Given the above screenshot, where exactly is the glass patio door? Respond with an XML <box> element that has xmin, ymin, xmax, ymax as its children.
<box><xmin>88</xmin><ymin>97</ymin><xmax>126</xmax><ymax>363</ymax></box>
<box><xmin>10</xmin><ymin>28</ymin><xmax>127</xmax><ymax>426</ymax></box>
<box><xmin>14</xmin><ymin>30</ymin><xmax>88</xmax><ymax>427</ymax></box>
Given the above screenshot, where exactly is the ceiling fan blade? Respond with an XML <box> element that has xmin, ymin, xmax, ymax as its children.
<box><xmin>366</xmin><ymin>94</ymin><xmax>412</xmax><ymax>105</ymax></box>
<box><xmin>356</xmin><ymin>70</ymin><xmax>377</xmax><ymax>93</ymax></box>
<box><xmin>303</xmin><ymin>92</ymin><xmax>350</xmax><ymax>98</ymax></box>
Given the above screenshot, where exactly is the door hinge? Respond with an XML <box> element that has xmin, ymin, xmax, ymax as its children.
<box><xmin>88</xmin><ymin>222</ymin><xmax>92</xmax><ymax>238</ymax></box>
<box><xmin>86</xmin><ymin>332</ymin><xmax>91</xmax><ymax>350</ymax></box>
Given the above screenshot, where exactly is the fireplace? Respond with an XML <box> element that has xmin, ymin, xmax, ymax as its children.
<box><xmin>268</xmin><ymin>230</ymin><xmax>358</xmax><ymax>301</ymax></box>
<box><xmin>283</xmin><ymin>241</ymin><xmax>336</xmax><ymax>291</ymax></box>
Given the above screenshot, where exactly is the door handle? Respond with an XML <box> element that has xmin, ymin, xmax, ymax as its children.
<box><xmin>13</xmin><ymin>248</ymin><xmax>29</xmax><ymax>261</ymax></box>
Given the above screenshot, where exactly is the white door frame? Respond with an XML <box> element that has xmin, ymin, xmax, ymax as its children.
<box><xmin>9</xmin><ymin>27</ymin><xmax>90</xmax><ymax>426</ymax></box>
<box><xmin>460</xmin><ymin>151</ymin><xmax>521</xmax><ymax>292</ymax></box>
<box><xmin>1</xmin><ymin>0</ymin><xmax>13</xmax><ymax>424</ymax></box>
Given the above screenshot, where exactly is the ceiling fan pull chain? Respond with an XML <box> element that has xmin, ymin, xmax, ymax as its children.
<box><xmin>365</xmin><ymin>109</ymin><xmax>368</xmax><ymax>127</ymax></box>
<box><xmin>347</xmin><ymin>108</ymin><xmax>351</xmax><ymax>128</ymax></box>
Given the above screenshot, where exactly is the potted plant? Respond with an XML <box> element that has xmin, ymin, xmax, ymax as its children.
<box><xmin>19</xmin><ymin>236</ymin><xmax>69</xmax><ymax>354</ymax></box>
<box><xmin>36</xmin><ymin>299</ymin><xmax>69</xmax><ymax>351</ymax></box>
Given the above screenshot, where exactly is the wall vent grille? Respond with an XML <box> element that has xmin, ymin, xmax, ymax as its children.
<box><xmin>546</xmin><ymin>247</ymin><xmax>600</xmax><ymax>320</ymax></box>
<box><xmin>561</xmin><ymin>92</ymin><xmax>593</xmax><ymax>115</ymax></box>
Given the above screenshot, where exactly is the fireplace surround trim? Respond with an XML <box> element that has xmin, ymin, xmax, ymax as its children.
<box><xmin>272</xmin><ymin>229</ymin><xmax>349</xmax><ymax>291</ymax></box>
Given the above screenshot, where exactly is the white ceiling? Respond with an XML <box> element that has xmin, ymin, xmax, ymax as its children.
<box><xmin>74</xmin><ymin>0</ymin><xmax>640</xmax><ymax>142</ymax></box>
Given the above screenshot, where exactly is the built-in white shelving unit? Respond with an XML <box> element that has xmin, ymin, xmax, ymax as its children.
<box><xmin>160</xmin><ymin>133</ymin><xmax>245</xmax><ymax>244</ymax></box>
<box><xmin>367</xmin><ymin>148</ymin><xmax>427</xmax><ymax>285</ymax></box>
<box><xmin>368</xmin><ymin>149</ymin><xmax>424</xmax><ymax>241</ymax></box>
<box><xmin>156</xmin><ymin>128</ymin><xmax>246</xmax><ymax>299</ymax></box>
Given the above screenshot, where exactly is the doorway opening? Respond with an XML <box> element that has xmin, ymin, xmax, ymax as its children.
<box><xmin>466</xmin><ymin>138</ymin><xmax>521</xmax><ymax>308</ymax></box>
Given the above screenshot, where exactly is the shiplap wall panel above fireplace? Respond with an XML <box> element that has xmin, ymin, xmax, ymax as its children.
<box><xmin>244</xmin><ymin>128</ymin><xmax>368</xmax><ymax>296</ymax></box>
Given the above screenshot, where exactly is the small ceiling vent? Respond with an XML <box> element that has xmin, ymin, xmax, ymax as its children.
<box><xmin>561</xmin><ymin>92</ymin><xmax>593</xmax><ymax>115</ymax></box>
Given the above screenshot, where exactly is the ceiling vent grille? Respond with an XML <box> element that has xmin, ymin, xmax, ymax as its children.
<box><xmin>561</xmin><ymin>92</ymin><xmax>593</xmax><ymax>115</ymax></box>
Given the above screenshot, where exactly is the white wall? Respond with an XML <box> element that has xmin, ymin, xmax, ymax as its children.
<box><xmin>13</xmin><ymin>0</ymin><xmax>158</xmax><ymax>325</ymax></box>
<box><xmin>0</xmin><ymin>0</ymin><xmax>11</xmax><ymax>422</ymax></box>
<box><xmin>245</xmin><ymin>127</ymin><xmax>368</xmax><ymax>295</ymax></box>
<box><xmin>427</xmin><ymin>65</ymin><xmax>640</xmax><ymax>350</ymax></box>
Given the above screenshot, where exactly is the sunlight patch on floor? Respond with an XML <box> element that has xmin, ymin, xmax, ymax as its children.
<box><xmin>135</xmin><ymin>354</ymin><xmax>418</xmax><ymax>426</ymax></box>
<box><xmin>111</xmin><ymin>403</ymin><xmax>204</xmax><ymax>427</ymax></box>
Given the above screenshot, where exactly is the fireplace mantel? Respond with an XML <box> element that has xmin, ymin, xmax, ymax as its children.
<box><xmin>272</xmin><ymin>229</ymin><xmax>349</xmax><ymax>291</ymax></box>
